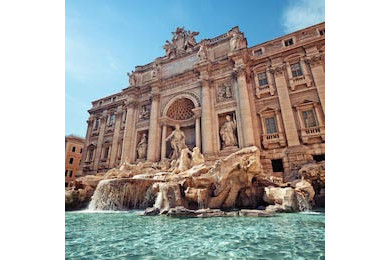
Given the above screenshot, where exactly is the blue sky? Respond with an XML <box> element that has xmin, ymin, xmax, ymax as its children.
<box><xmin>65</xmin><ymin>0</ymin><xmax>324</xmax><ymax>137</ymax></box>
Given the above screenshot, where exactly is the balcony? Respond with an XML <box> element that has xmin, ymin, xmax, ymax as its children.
<box><xmin>255</xmin><ymin>84</ymin><xmax>275</xmax><ymax>98</ymax></box>
<box><xmin>262</xmin><ymin>132</ymin><xmax>287</xmax><ymax>149</ymax></box>
<box><xmin>300</xmin><ymin>126</ymin><xmax>325</xmax><ymax>144</ymax></box>
<box><xmin>289</xmin><ymin>75</ymin><xmax>312</xmax><ymax>91</ymax></box>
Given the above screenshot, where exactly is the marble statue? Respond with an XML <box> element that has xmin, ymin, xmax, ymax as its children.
<box><xmin>197</xmin><ymin>43</ymin><xmax>207</xmax><ymax>61</ymax></box>
<box><xmin>229</xmin><ymin>30</ymin><xmax>246</xmax><ymax>51</ymax></box>
<box><xmin>192</xmin><ymin>147</ymin><xmax>204</xmax><ymax>166</ymax></box>
<box><xmin>127</xmin><ymin>72</ymin><xmax>136</xmax><ymax>87</ymax></box>
<box><xmin>164</xmin><ymin>27</ymin><xmax>199</xmax><ymax>58</ymax></box>
<box><xmin>185</xmin><ymin>30</ymin><xmax>199</xmax><ymax>49</ymax></box>
<box><xmin>220</xmin><ymin>115</ymin><xmax>238</xmax><ymax>149</ymax></box>
<box><xmin>137</xmin><ymin>133</ymin><xmax>148</xmax><ymax>159</ymax></box>
<box><xmin>163</xmin><ymin>40</ymin><xmax>176</xmax><ymax>59</ymax></box>
<box><xmin>165</xmin><ymin>124</ymin><xmax>187</xmax><ymax>159</ymax></box>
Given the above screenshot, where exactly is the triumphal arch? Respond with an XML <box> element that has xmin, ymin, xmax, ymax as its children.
<box><xmin>81</xmin><ymin>23</ymin><xmax>325</xmax><ymax>181</ymax></box>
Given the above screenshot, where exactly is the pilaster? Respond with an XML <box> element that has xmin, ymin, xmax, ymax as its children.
<box><xmin>270</xmin><ymin>63</ymin><xmax>300</xmax><ymax>147</ymax></box>
<box><xmin>147</xmin><ymin>88</ymin><xmax>160</xmax><ymax>162</ymax></box>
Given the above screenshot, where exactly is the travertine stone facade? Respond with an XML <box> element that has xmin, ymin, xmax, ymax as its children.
<box><xmin>65</xmin><ymin>135</ymin><xmax>85</xmax><ymax>187</ymax></box>
<box><xmin>81</xmin><ymin>23</ymin><xmax>325</xmax><ymax>181</ymax></box>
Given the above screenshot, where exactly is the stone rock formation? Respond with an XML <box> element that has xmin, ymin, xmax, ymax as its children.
<box><xmin>298</xmin><ymin>161</ymin><xmax>325</xmax><ymax>207</ymax></box>
<box><xmin>66</xmin><ymin>146</ymin><xmax>324</xmax><ymax>215</ymax></box>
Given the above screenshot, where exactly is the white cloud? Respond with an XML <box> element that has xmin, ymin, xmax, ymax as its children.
<box><xmin>282</xmin><ymin>0</ymin><xmax>325</xmax><ymax>33</ymax></box>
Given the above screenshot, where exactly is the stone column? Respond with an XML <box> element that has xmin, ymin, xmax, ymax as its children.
<box><xmin>79</xmin><ymin>117</ymin><xmax>93</xmax><ymax>175</ymax></box>
<box><xmin>307</xmin><ymin>55</ymin><xmax>325</xmax><ymax>111</ymax></box>
<box><xmin>147</xmin><ymin>89</ymin><xmax>160</xmax><ymax>162</ymax></box>
<box><xmin>109</xmin><ymin>110</ymin><xmax>123</xmax><ymax>168</ymax></box>
<box><xmin>93</xmin><ymin>114</ymin><xmax>107</xmax><ymax>171</ymax></box>
<box><xmin>121</xmin><ymin>100</ymin><xmax>137</xmax><ymax>164</ymax></box>
<box><xmin>160</xmin><ymin>122</ymin><xmax>167</xmax><ymax>160</ymax></box>
<box><xmin>200</xmin><ymin>80</ymin><xmax>214</xmax><ymax>155</ymax></box>
<box><xmin>192</xmin><ymin>107</ymin><xmax>202</xmax><ymax>150</ymax></box>
<box><xmin>235</xmin><ymin>67</ymin><xmax>256</xmax><ymax>147</ymax></box>
<box><xmin>271</xmin><ymin>64</ymin><xmax>300</xmax><ymax>146</ymax></box>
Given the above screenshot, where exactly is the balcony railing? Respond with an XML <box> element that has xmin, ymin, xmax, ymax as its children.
<box><xmin>262</xmin><ymin>132</ymin><xmax>286</xmax><ymax>149</ymax></box>
<box><xmin>300</xmin><ymin>126</ymin><xmax>325</xmax><ymax>143</ymax></box>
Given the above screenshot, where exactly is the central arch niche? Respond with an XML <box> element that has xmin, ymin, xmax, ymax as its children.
<box><xmin>162</xmin><ymin>97</ymin><xmax>198</xmax><ymax>159</ymax></box>
<box><xmin>166</xmin><ymin>98</ymin><xmax>195</xmax><ymax>120</ymax></box>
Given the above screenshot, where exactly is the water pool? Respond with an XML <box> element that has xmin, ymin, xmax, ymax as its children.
<box><xmin>65</xmin><ymin>210</ymin><xmax>324</xmax><ymax>259</ymax></box>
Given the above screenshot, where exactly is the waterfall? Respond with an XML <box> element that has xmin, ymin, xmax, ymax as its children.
<box><xmin>88</xmin><ymin>178</ymin><xmax>157</xmax><ymax>211</ymax></box>
<box><xmin>296</xmin><ymin>191</ymin><xmax>311</xmax><ymax>212</ymax></box>
<box><xmin>197</xmin><ymin>189</ymin><xmax>205</xmax><ymax>209</ymax></box>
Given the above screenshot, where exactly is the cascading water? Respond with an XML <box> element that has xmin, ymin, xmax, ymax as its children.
<box><xmin>296</xmin><ymin>191</ymin><xmax>311</xmax><ymax>212</ymax></box>
<box><xmin>88</xmin><ymin>178</ymin><xmax>158</xmax><ymax>211</ymax></box>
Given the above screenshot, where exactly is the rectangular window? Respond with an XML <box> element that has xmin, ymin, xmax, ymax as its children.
<box><xmin>94</xmin><ymin>118</ymin><xmax>100</xmax><ymax>130</ymax></box>
<box><xmin>109</xmin><ymin>114</ymin><xmax>115</xmax><ymax>126</ymax></box>
<box><xmin>103</xmin><ymin>147</ymin><xmax>109</xmax><ymax>159</ymax></box>
<box><xmin>271</xmin><ymin>159</ymin><xmax>284</xmax><ymax>172</ymax></box>
<box><xmin>254</xmin><ymin>49</ymin><xmax>263</xmax><ymax>56</ymax></box>
<box><xmin>265</xmin><ymin>117</ymin><xmax>277</xmax><ymax>134</ymax></box>
<box><xmin>258</xmin><ymin>72</ymin><xmax>268</xmax><ymax>86</ymax></box>
<box><xmin>72</xmin><ymin>146</ymin><xmax>76</xmax><ymax>152</ymax></box>
<box><xmin>69</xmin><ymin>158</ymin><xmax>74</xmax><ymax>164</ymax></box>
<box><xmin>302</xmin><ymin>110</ymin><xmax>318</xmax><ymax>128</ymax></box>
<box><xmin>319</xmin><ymin>29</ymin><xmax>325</xmax><ymax>36</ymax></box>
<box><xmin>284</xmin><ymin>38</ymin><xmax>294</xmax><ymax>47</ymax></box>
<box><xmin>65</xmin><ymin>170</ymin><xmax>68</xmax><ymax>176</ymax></box>
<box><xmin>112</xmin><ymin>97</ymin><xmax>116</xmax><ymax>102</ymax></box>
<box><xmin>80</xmin><ymin>148</ymin><xmax>83</xmax><ymax>153</ymax></box>
<box><xmin>69</xmin><ymin>171</ymin><xmax>73</xmax><ymax>177</ymax></box>
<box><xmin>291</xmin><ymin>62</ymin><xmax>303</xmax><ymax>77</ymax></box>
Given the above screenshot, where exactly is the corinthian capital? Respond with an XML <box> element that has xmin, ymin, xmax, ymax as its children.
<box><xmin>269</xmin><ymin>65</ymin><xmax>285</xmax><ymax>76</ymax></box>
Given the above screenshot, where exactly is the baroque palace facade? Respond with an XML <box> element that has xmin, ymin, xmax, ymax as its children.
<box><xmin>80</xmin><ymin>22</ymin><xmax>325</xmax><ymax>181</ymax></box>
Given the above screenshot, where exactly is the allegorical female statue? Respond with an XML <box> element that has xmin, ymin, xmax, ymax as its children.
<box><xmin>137</xmin><ymin>133</ymin><xmax>148</xmax><ymax>159</ymax></box>
<box><xmin>220</xmin><ymin>115</ymin><xmax>238</xmax><ymax>149</ymax></box>
<box><xmin>165</xmin><ymin>124</ymin><xmax>187</xmax><ymax>159</ymax></box>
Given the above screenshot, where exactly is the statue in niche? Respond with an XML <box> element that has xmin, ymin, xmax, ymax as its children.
<box><xmin>165</xmin><ymin>124</ymin><xmax>187</xmax><ymax>159</ymax></box>
<box><xmin>163</xmin><ymin>40</ymin><xmax>176</xmax><ymax>59</ymax></box>
<box><xmin>220</xmin><ymin>115</ymin><xmax>238</xmax><ymax>149</ymax></box>
<box><xmin>229</xmin><ymin>30</ymin><xmax>246</xmax><ymax>51</ymax></box>
<box><xmin>137</xmin><ymin>133</ymin><xmax>148</xmax><ymax>159</ymax></box>
<box><xmin>127</xmin><ymin>71</ymin><xmax>136</xmax><ymax>87</ymax></box>
<box><xmin>139</xmin><ymin>104</ymin><xmax>150</xmax><ymax>120</ymax></box>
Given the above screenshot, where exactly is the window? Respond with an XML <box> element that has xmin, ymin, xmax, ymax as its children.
<box><xmin>65</xmin><ymin>170</ymin><xmax>68</xmax><ymax>176</ymax></box>
<box><xmin>112</xmin><ymin>97</ymin><xmax>116</xmax><ymax>102</ymax></box>
<box><xmin>99</xmin><ymin>101</ymin><xmax>102</xmax><ymax>106</ymax></box>
<box><xmin>80</xmin><ymin>148</ymin><xmax>83</xmax><ymax>153</ymax></box>
<box><xmin>65</xmin><ymin>183</ymin><xmax>68</xmax><ymax>187</ymax></box>
<box><xmin>284</xmin><ymin>38</ymin><xmax>294</xmax><ymax>47</ymax></box>
<box><xmin>72</xmin><ymin>146</ymin><xmax>76</xmax><ymax>152</ymax></box>
<box><xmin>94</xmin><ymin>118</ymin><xmax>100</xmax><ymax>130</ymax></box>
<box><xmin>254</xmin><ymin>49</ymin><xmax>263</xmax><ymax>56</ymax></box>
<box><xmin>265</xmin><ymin>117</ymin><xmax>277</xmax><ymax>134</ymax></box>
<box><xmin>302</xmin><ymin>109</ymin><xmax>318</xmax><ymax>128</ymax></box>
<box><xmin>319</xmin><ymin>29</ymin><xmax>325</xmax><ymax>36</ymax></box>
<box><xmin>69</xmin><ymin>158</ymin><xmax>74</xmax><ymax>164</ymax></box>
<box><xmin>271</xmin><ymin>159</ymin><xmax>284</xmax><ymax>172</ymax></box>
<box><xmin>290</xmin><ymin>62</ymin><xmax>303</xmax><ymax>77</ymax></box>
<box><xmin>103</xmin><ymin>147</ymin><xmax>109</xmax><ymax>159</ymax></box>
<box><xmin>69</xmin><ymin>171</ymin><xmax>73</xmax><ymax>177</ymax></box>
<box><xmin>108</xmin><ymin>114</ymin><xmax>115</xmax><ymax>126</ymax></box>
<box><xmin>257</xmin><ymin>72</ymin><xmax>268</xmax><ymax>86</ymax></box>
<box><xmin>313</xmin><ymin>154</ymin><xmax>325</xmax><ymax>162</ymax></box>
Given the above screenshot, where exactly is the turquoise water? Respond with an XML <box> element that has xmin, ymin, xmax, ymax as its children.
<box><xmin>66</xmin><ymin>211</ymin><xmax>325</xmax><ymax>260</ymax></box>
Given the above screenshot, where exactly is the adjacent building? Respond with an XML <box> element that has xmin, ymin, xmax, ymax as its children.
<box><xmin>65</xmin><ymin>135</ymin><xmax>85</xmax><ymax>187</ymax></box>
<box><xmin>80</xmin><ymin>22</ymin><xmax>325</xmax><ymax>181</ymax></box>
